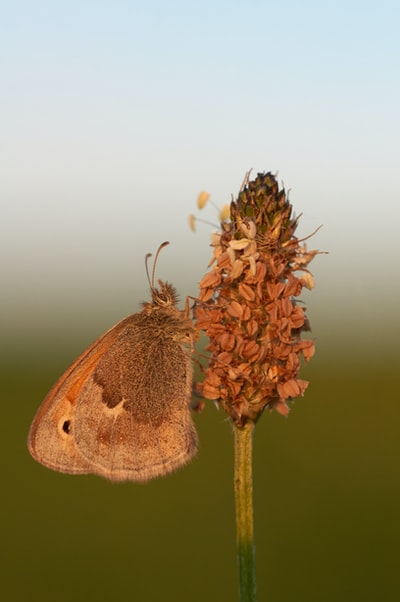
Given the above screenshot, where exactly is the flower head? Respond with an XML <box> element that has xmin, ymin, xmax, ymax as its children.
<box><xmin>195</xmin><ymin>172</ymin><xmax>318</xmax><ymax>425</ymax></box>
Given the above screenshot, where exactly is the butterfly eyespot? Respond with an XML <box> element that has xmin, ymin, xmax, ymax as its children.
<box><xmin>62</xmin><ymin>420</ymin><xmax>72</xmax><ymax>434</ymax></box>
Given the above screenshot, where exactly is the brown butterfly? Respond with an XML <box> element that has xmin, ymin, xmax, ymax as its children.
<box><xmin>28</xmin><ymin>242</ymin><xmax>198</xmax><ymax>482</ymax></box>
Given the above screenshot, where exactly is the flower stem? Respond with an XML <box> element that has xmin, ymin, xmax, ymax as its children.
<box><xmin>234</xmin><ymin>421</ymin><xmax>257</xmax><ymax>602</ymax></box>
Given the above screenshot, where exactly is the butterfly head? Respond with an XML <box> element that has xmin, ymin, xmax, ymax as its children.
<box><xmin>150</xmin><ymin>280</ymin><xmax>179</xmax><ymax>308</ymax></box>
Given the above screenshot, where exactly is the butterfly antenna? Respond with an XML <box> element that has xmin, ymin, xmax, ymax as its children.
<box><xmin>146</xmin><ymin>241</ymin><xmax>170</xmax><ymax>289</ymax></box>
<box><xmin>144</xmin><ymin>252</ymin><xmax>153</xmax><ymax>289</ymax></box>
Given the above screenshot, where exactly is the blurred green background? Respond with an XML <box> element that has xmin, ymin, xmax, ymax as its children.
<box><xmin>3</xmin><ymin>317</ymin><xmax>399</xmax><ymax>602</ymax></box>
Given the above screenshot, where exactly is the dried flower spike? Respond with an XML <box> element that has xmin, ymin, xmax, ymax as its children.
<box><xmin>195</xmin><ymin>172</ymin><xmax>318</xmax><ymax>425</ymax></box>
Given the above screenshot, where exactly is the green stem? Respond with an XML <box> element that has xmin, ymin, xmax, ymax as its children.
<box><xmin>234</xmin><ymin>421</ymin><xmax>257</xmax><ymax>602</ymax></box>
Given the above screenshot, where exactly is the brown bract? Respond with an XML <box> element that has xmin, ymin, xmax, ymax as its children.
<box><xmin>195</xmin><ymin>172</ymin><xmax>318</xmax><ymax>425</ymax></box>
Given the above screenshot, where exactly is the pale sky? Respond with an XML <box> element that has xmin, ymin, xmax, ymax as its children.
<box><xmin>2</xmin><ymin>0</ymin><xmax>399</xmax><ymax>347</ymax></box>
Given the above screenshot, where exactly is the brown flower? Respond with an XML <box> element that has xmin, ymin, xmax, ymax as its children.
<box><xmin>195</xmin><ymin>172</ymin><xmax>318</xmax><ymax>426</ymax></box>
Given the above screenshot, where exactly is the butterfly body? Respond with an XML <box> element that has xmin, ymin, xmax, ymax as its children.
<box><xmin>28</xmin><ymin>280</ymin><xmax>198</xmax><ymax>482</ymax></box>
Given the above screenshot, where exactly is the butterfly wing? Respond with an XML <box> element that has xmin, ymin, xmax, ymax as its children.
<box><xmin>28</xmin><ymin>316</ymin><xmax>135</xmax><ymax>476</ymax></box>
<box><xmin>28</xmin><ymin>314</ymin><xmax>198</xmax><ymax>482</ymax></box>
<box><xmin>71</xmin><ymin>319</ymin><xmax>198</xmax><ymax>481</ymax></box>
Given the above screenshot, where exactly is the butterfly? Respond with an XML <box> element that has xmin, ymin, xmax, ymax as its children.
<box><xmin>28</xmin><ymin>242</ymin><xmax>198</xmax><ymax>482</ymax></box>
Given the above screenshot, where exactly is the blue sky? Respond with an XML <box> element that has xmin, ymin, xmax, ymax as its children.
<box><xmin>2</xmin><ymin>0</ymin><xmax>400</xmax><ymax>346</ymax></box>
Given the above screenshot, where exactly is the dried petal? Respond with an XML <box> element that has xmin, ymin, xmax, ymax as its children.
<box><xmin>199</xmin><ymin>271</ymin><xmax>222</xmax><ymax>289</ymax></box>
<box><xmin>226</xmin><ymin>301</ymin><xmax>244</xmax><ymax>319</ymax></box>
